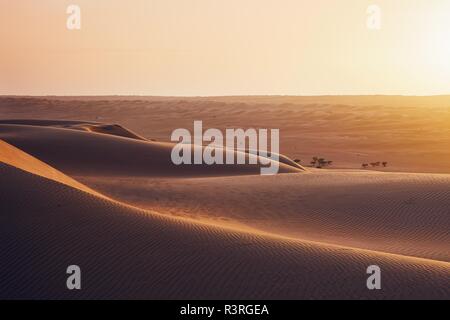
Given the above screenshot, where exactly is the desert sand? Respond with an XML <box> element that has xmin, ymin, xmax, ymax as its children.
<box><xmin>0</xmin><ymin>96</ymin><xmax>449</xmax><ymax>299</ymax></box>
<box><xmin>2</xmin><ymin>95</ymin><xmax>450</xmax><ymax>173</ymax></box>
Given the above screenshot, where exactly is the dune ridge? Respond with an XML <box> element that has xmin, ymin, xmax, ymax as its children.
<box><xmin>0</xmin><ymin>119</ymin><xmax>148</xmax><ymax>141</ymax></box>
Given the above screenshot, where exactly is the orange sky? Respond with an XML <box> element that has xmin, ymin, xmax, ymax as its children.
<box><xmin>1</xmin><ymin>0</ymin><xmax>450</xmax><ymax>96</ymax></box>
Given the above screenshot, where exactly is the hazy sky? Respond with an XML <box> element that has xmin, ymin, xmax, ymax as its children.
<box><xmin>1</xmin><ymin>0</ymin><xmax>450</xmax><ymax>96</ymax></box>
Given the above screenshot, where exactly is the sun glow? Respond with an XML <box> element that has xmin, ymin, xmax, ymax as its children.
<box><xmin>421</xmin><ymin>4</ymin><xmax>450</xmax><ymax>75</ymax></box>
<box><xmin>1</xmin><ymin>0</ymin><xmax>450</xmax><ymax>95</ymax></box>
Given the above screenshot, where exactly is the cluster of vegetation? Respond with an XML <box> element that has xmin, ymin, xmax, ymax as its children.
<box><xmin>310</xmin><ymin>156</ymin><xmax>333</xmax><ymax>168</ymax></box>
<box><xmin>293</xmin><ymin>157</ymin><xmax>333</xmax><ymax>168</ymax></box>
<box><xmin>361</xmin><ymin>161</ymin><xmax>388</xmax><ymax>169</ymax></box>
<box><xmin>295</xmin><ymin>157</ymin><xmax>387</xmax><ymax>170</ymax></box>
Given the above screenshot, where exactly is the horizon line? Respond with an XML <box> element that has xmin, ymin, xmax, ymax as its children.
<box><xmin>3</xmin><ymin>94</ymin><xmax>450</xmax><ymax>98</ymax></box>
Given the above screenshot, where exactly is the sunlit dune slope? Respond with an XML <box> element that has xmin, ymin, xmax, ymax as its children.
<box><xmin>0</xmin><ymin>139</ymin><xmax>101</xmax><ymax>197</ymax></box>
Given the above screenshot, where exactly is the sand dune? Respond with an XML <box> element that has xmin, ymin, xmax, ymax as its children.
<box><xmin>0</xmin><ymin>160</ymin><xmax>449</xmax><ymax>299</ymax></box>
<box><xmin>83</xmin><ymin>171</ymin><xmax>450</xmax><ymax>262</ymax></box>
<box><xmin>0</xmin><ymin>123</ymin><xmax>302</xmax><ymax>178</ymax></box>
<box><xmin>0</xmin><ymin>119</ymin><xmax>305</xmax><ymax>171</ymax></box>
<box><xmin>0</xmin><ymin>115</ymin><xmax>449</xmax><ymax>299</ymax></box>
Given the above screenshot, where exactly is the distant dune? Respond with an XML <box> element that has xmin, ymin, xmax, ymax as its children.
<box><xmin>0</xmin><ymin>98</ymin><xmax>449</xmax><ymax>299</ymax></box>
<box><xmin>0</xmin><ymin>119</ymin><xmax>148</xmax><ymax>141</ymax></box>
<box><xmin>1</xmin><ymin>96</ymin><xmax>449</xmax><ymax>173</ymax></box>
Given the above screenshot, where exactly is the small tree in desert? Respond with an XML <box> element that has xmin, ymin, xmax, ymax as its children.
<box><xmin>311</xmin><ymin>156</ymin><xmax>333</xmax><ymax>168</ymax></box>
<box><xmin>366</xmin><ymin>161</ymin><xmax>388</xmax><ymax>169</ymax></box>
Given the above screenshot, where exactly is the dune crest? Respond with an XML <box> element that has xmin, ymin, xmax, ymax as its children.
<box><xmin>0</xmin><ymin>119</ymin><xmax>147</xmax><ymax>141</ymax></box>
